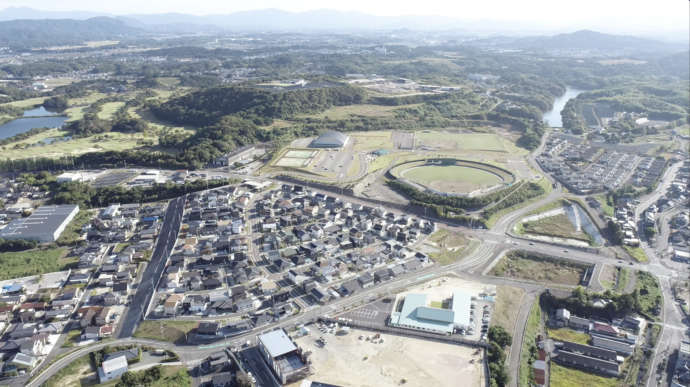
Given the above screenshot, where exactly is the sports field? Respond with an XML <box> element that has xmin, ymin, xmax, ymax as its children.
<box><xmin>416</xmin><ymin>131</ymin><xmax>507</xmax><ymax>152</ymax></box>
<box><xmin>284</xmin><ymin>149</ymin><xmax>318</xmax><ymax>158</ymax></box>
<box><xmin>403</xmin><ymin>165</ymin><xmax>503</xmax><ymax>194</ymax></box>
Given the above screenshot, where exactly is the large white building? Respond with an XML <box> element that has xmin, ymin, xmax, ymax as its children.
<box><xmin>389</xmin><ymin>290</ymin><xmax>473</xmax><ymax>335</ymax></box>
<box><xmin>0</xmin><ymin>204</ymin><xmax>79</xmax><ymax>242</ymax></box>
<box><xmin>98</xmin><ymin>354</ymin><xmax>128</xmax><ymax>383</ymax></box>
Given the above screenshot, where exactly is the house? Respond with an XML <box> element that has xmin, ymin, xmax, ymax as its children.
<box><xmin>164</xmin><ymin>294</ymin><xmax>184</xmax><ymax>315</ymax></box>
<box><xmin>82</xmin><ymin>326</ymin><xmax>101</xmax><ymax>340</ymax></box>
<box><xmin>98</xmin><ymin>354</ymin><xmax>128</xmax><ymax>383</ymax></box>
<box><xmin>10</xmin><ymin>352</ymin><xmax>38</xmax><ymax>370</ymax></box>
<box><xmin>358</xmin><ymin>272</ymin><xmax>374</xmax><ymax>288</ymax></box>
<box><xmin>212</xmin><ymin>372</ymin><xmax>233</xmax><ymax>387</ymax></box>
<box><xmin>568</xmin><ymin>315</ymin><xmax>591</xmax><ymax>331</ymax></box>
<box><xmin>188</xmin><ymin>295</ymin><xmax>208</xmax><ymax>313</ymax></box>
<box><xmin>197</xmin><ymin>322</ymin><xmax>220</xmax><ymax>336</ymax></box>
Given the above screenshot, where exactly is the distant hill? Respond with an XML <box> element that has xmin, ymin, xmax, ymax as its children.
<box><xmin>0</xmin><ymin>17</ymin><xmax>143</xmax><ymax>49</ymax></box>
<box><xmin>468</xmin><ymin>30</ymin><xmax>684</xmax><ymax>54</ymax></box>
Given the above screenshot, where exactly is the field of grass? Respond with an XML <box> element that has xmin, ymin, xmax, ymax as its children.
<box><xmin>416</xmin><ymin>131</ymin><xmax>507</xmax><ymax>152</ymax></box>
<box><xmin>403</xmin><ymin>165</ymin><xmax>503</xmax><ymax>187</ymax></box>
<box><xmin>1</xmin><ymin>131</ymin><xmax>159</xmax><ymax>159</ymax></box>
<box><xmin>490</xmin><ymin>252</ymin><xmax>588</xmax><ymax>286</ymax></box>
<box><xmin>550</xmin><ymin>363</ymin><xmax>619</xmax><ymax>387</ymax></box>
<box><xmin>624</xmin><ymin>246</ymin><xmax>648</xmax><ymax>263</ymax></box>
<box><xmin>133</xmin><ymin>320</ymin><xmax>199</xmax><ymax>343</ymax></box>
<box><xmin>68</xmin><ymin>92</ymin><xmax>106</xmax><ymax>106</ymax></box>
<box><xmin>351</xmin><ymin>131</ymin><xmax>394</xmax><ymax>151</ymax></box>
<box><xmin>61</xmin><ymin>329</ymin><xmax>83</xmax><ymax>348</ymax></box>
<box><xmin>42</xmin><ymin>353</ymin><xmax>94</xmax><ymax>387</ymax></box>
<box><xmin>427</xmin><ymin>229</ymin><xmax>471</xmax><ymax>265</ymax></box>
<box><xmin>635</xmin><ymin>271</ymin><xmax>661</xmax><ymax>318</ymax></box>
<box><xmin>594</xmin><ymin>194</ymin><xmax>615</xmax><ymax>217</ymax></box>
<box><xmin>98</xmin><ymin>365</ymin><xmax>191</xmax><ymax>387</ymax></box>
<box><xmin>0</xmin><ymin>247</ymin><xmax>71</xmax><ymax>281</ymax></box>
<box><xmin>299</xmin><ymin>104</ymin><xmax>420</xmax><ymax>120</ymax></box>
<box><xmin>56</xmin><ymin>210</ymin><xmax>92</xmax><ymax>246</ymax></box>
<box><xmin>97</xmin><ymin>101</ymin><xmax>126</xmax><ymax>120</ymax></box>
<box><xmin>484</xmin><ymin>176</ymin><xmax>553</xmax><ymax>229</ymax></box>
<box><xmin>64</xmin><ymin>106</ymin><xmax>86</xmax><ymax>122</ymax></box>
<box><xmin>2</xmin><ymin>97</ymin><xmax>46</xmax><ymax>108</ymax></box>
<box><xmin>547</xmin><ymin>328</ymin><xmax>590</xmax><ymax>345</ymax></box>
<box><xmin>519</xmin><ymin>301</ymin><xmax>542</xmax><ymax>387</ymax></box>
<box><xmin>491</xmin><ymin>285</ymin><xmax>526</xmax><ymax>336</ymax></box>
<box><xmin>521</xmin><ymin>213</ymin><xmax>590</xmax><ymax>242</ymax></box>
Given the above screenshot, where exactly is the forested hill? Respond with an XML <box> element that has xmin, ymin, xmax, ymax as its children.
<box><xmin>150</xmin><ymin>84</ymin><xmax>366</xmax><ymax>126</ymax></box>
<box><xmin>0</xmin><ymin>17</ymin><xmax>141</xmax><ymax>49</ymax></box>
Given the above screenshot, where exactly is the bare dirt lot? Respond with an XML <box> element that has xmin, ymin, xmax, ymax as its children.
<box><xmin>291</xmin><ymin>327</ymin><xmax>484</xmax><ymax>387</ymax></box>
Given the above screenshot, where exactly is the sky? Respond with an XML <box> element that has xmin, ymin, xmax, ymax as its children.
<box><xmin>0</xmin><ymin>0</ymin><xmax>687</xmax><ymax>35</ymax></box>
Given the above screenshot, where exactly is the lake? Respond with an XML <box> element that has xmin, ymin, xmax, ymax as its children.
<box><xmin>543</xmin><ymin>87</ymin><xmax>582</xmax><ymax>128</ymax></box>
<box><xmin>0</xmin><ymin>110</ymin><xmax>67</xmax><ymax>140</ymax></box>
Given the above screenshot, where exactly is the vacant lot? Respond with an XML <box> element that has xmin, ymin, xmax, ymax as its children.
<box><xmin>521</xmin><ymin>213</ymin><xmax>590</xmax><ymax>242</ymax></box>
<box><xmin>491</xmin><ymin>285</ymin><xmax>526</xmax><ymax>336</ymax></box>
<box><xmin>624</xmin><ymin>246</ymin><xmax>648</xmax><ymax>263</ymax></box>
<box><xmin>291</xmin><ymin>327</ymin><xmax>483</xmax><ymax>387</ymax></box>
<box><xmin>550</xmin><ymin>363</ymin><xmax>619</xmax><ymax>387</ymax></box>
<box><xmin>416</xmin><ymin>131</ymin><xmax>506</xmax><ymax>152</ymax></box>
<box><xmin>0</xmin><ymin>247</ymin><xmax>71</xmax><ymax>280</ymax></box>
<box><xmin>43</xmin><ymin>353</ymin><xmax>94</xmax><ymax>387</ymax></box>
<box><xmin>133</xmin><ymin>320</ymin><xmax>198</xmax><ymax>343</ymax></box>
<box><xmin>547</xmin><ymin>328</ymin><xmax>590</xmax><ymax>345</ymax></box>
<box><xmin>489</xmin><ymin>252</ymin><xmax>588</xmax><ymax>286</ymax></box>
<box><xmin>427</xmin><ymin>229</ymin><xmax>471</xmax><ymax>265</ymax></box>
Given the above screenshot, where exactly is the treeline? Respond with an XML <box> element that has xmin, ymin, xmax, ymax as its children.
<box><xmin>151</xmin><ymin>84</ymin><xmax>366</xmax><ymax>127</ymax></box>
<box><xmin>480</xmin><ymin>182</ymin><xmax>545</xmax><ymax>219</ymax></box>
<box><xmin>50</xmin><ymin>179</ymin><xmax>231</xmax><ymax>208</ymax></box>
<box><xmin>540</xmin><ymin>283</ymin><xmax>655</xmax><ymax>322</ymax></box>
<box><xmin>487</xmin><ymin>326</ymin><xmax>511</xmax><ymax>387</ymax></box>
<box><xmin>64</xmin><ymin>114</ymin><xmax>150</xmax><ymax>137</ymax></box>
<box><xmin>0</xmin><ymin>238</ymin><xmax>38</xmax><ymax>253</ymax></box>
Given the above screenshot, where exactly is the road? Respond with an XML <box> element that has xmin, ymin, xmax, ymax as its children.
<box><xmin>27</xmin><ymin>148</ymin><xmax>687</xmax><ymax>387</ymax></box>
<box><xmin>117</xmin><ymin>196</ymin><xmax>185</xmax><ymax>338</ymax></box>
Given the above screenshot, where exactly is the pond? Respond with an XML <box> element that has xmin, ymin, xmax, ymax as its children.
<box><xmin>543</xmin><ymin>87</ymin><xmax>582</xmax><ymax>128</ymax></box>
<box><xmin>563</xmin><ymin>202</ymin><xmax>604</xmax><ymax>245</ymax></box>
<box><xmin>0</xmin><ymin>107</ymin><xmax>67</xmax><ymax>140</ymax></box>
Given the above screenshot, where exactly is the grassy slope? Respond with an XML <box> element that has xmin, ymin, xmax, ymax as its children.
<box><xmin>550</xmin><ymin>363</ymin><xmax>619</xmax><ymax>387</ymax></box>
<box><xmin>547</xmin><ymin>327</ymin><xmax>590</xmax><ymax>345</ymax></box>
<box><xmin>491</xmin><ymin>285</ymin><xmax>526</xmax><ymax>336</ymax></box>
<box><xmin>0</xmin><ymin>247</ymin><xmax>71</xmax><ymax>280</ymax></box>
<box><xmin>133</xmin><ymin>320</ymin><xmax>198</xmax><ymax>343</ymax></box>
<box><xmin>427</xmin><ymin>228</ymin><xmax>472</xmax><ymax>265</ymax></box>
<box><xmin>519</xmin><ymin>301</ymin><xmax>542</xmax><ymax>387</ymax></box>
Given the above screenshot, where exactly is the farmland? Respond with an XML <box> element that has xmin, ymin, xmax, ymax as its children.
<box><xmin>490</xmin><ymin>251</ymin><xmax>589</xmax><ymax>286</ymax></box>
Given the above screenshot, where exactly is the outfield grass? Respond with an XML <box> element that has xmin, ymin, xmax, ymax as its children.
<box><xmin>519</xmin><ymin>301</ymin><xmax>542</xmax><ymax>387</ymax></box>
<box><xmin>404</xmin><ymin>165</ymin><xmax>502</xmax><ymax>187</ymax></box>
<box><xmin>550</xmin><ymin>363</ymin><xmax>619</xmax><ymax>387</ymax></box>
<box><xmin>0</xmin><ymin>247</ymin><xmax>71</xmax><ymax>280</ymax></box>
<box><xmin>624</xmin><ymin>246</ymin><xmax>648</xmax><ymax>263</ymax></box>
<box><xmin>490</xmin><ymin>252</ymin><xmax>588</xmax><ymax>286</ymax></box>
<box><xmin>97</xmin><ymin>101</ymin><xmax>126</xmax><ymax>120</ymax></box>
<box><xmin>133</xmin><ymin>320</ymin><xmax>199</xmax><ymax>343</ymax></box>
<box><xmin>547</xmin><ymin>327</ymin><xmax>590</xmax><ymax>345</ymax></box>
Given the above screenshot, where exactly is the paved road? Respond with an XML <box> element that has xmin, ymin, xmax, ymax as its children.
<box><xmin>118</xmin><ymin>196</ymin><xmax>185</xmax><ymax>338</ymax></box>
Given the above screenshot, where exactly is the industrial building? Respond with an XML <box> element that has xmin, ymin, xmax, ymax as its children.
<box><xmin>309</xmin><ymin>131</ymin><xmax>349</xmax><ymax>148</ymax></box>
<box><xmin>389</xmin><ymin>290</ymin><xmax>473</xmax><ymax>335</ymax></box>
<box><xmin>0</xmin><ymin>204</ymin><xmax>79</xmax><ymax>242</ymax></box>
<box><xmin>257</xmin><ymin>329</ymin><xmax>309</xmax><ymax>384</ymax></box>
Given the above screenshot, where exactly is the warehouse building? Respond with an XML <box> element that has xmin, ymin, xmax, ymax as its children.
<box><xmin>258</xmin><ymin>329</ymin><xmax>309</xmax><ymax>384</ymax></box>
<box><xmin>0</xmin><ymin>204</ymin><xmax>79</xmax><ymax>242</ymax></box>
<box><xmin>309</xmin><ymin>131</ymin><xmax>349</xmax><ymax>148</ymax></box>
<box><xmin>389</xmin><ymin>290</ymin><xmax>473</xmax><ymax>335</ymax></box>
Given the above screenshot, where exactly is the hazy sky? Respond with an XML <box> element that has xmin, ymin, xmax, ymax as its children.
<box><xmin>0</xmin><ymin>0</ymin><xmax>687</xmax><ymax>34</ymax></box>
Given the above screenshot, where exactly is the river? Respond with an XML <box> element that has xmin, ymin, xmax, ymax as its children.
<box><xmin>543</xmin><ymin>87</ymin><xmax>582</xmax><ymax>128</ymax></box>
<box><xmin>0</xmin><ymin>107</ymin><xmax>67</xmax><ymax>140</ymax></box>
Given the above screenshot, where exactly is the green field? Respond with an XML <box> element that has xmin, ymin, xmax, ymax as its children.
<box><xmin>519</xmin><ymin>301</ymin><xmax>542</xmax><ymax>387</ymax></box>
<box><xmin>550</xmin><ymin>363</ymin><xmax>619</xmax><ymax>387</ymax></box>
<box><xmin>0</xmin><ymin>247</ymin><xmax>72</xmax><ymax>280</ymax></box>
<box><xmin>298</xmin><ymin>103</ymin><xmax>420</xmax><ymax>120</ymax></box>
<box><xmin>43</xmin><ymin>353</ymin><xmax>93</xmax><ymax>387</ymax></box>
<box><xmin>404</xmin><ymin>165</ymin><xmax>503</xmax><ymax>190</ymax></box>
<box><xmin>1</xmin><ymin>130</ymin><xmax>159</xmax><ymax>159</ymax></box>
<box><xmin>491</xmin><ymin>285</ymin><xmax>526</xmax><ymax>336</ymax></box>
<box><xmin>427</xmin><ymin>229</ymin><xmax>473</xmax><ymax>265</ymax></box>
<box><xmin>284</xmin><ymin>149</ymin><xmax>318</xmax><ymax>158</ymax></box>
<box><xmin>521</xmin><ymin>213</ymin><xmax>591</xmax><ymax>242</ymax></box>
<box><xmin>416</xmin><ymin>131</ymin><xmax>507</xmax><ymax>152</ymax></box>
<box><xmin>1</xmin><ymin>97</ymin><xmax>46</xmax><ymax>108</ymax></box>
<box><xmin>490</xmin><ymin>251</ymin><xmax>588</xmax><ymax>286</ymax></box>
<box><xmin>547</xmin><ymin>327</ymin><xmax>590</xmax><ymax>345</ymax></box>
<box><xmin>133</xmin><ymin>320</ymin><xmax>199</xmax><ymax>343</ymax></box>
<box><xmin>97</xmin><ymin>101</ymin><xmax>126</xmax><ymax>120</ymax></box>
<box><xmin>624</xmin><ymin>246</ymin><xmax>649</xmax><ymax>263</ymax></box>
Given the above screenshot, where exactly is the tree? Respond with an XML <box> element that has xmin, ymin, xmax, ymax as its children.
<box><xmin>488</xmin><ymin>326</ymin><xmax>512</xmax><ymax>348</ymax></box>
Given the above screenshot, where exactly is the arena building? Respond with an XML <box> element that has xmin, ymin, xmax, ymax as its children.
<box><xmin>309</xmin><ymin>130</ymin><xmax>349</xmax><ymax>148</ymax></box>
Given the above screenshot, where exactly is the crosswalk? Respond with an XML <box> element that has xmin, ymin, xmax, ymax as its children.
<box><xmin>455</xmin><ymin>241</ymin><xmax>498</xmax><ymax>272</ymax></box>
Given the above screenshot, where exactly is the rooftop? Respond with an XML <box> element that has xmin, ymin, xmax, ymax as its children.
<box><xmin>259</xmin><ymin>329</ymin><xmax>298</xmax><ymax>359</ymax></box>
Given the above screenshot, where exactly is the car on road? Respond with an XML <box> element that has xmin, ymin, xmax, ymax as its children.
<box><xmin>529</xmin><ymin>242</ymin><xmax>534</xmax><ymax>245</ymax></box>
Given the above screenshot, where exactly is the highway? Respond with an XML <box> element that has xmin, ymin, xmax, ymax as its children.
<box><xmin>117</xmin><ymin>196</ymin><xmax>185</xmax><ymax>338</ymax></box>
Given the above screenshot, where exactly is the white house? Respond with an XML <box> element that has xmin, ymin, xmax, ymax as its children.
<box><xmin>98</xmin><ymin>354</ymin><xmax>128</xmax><ymax>383</ymax></box>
